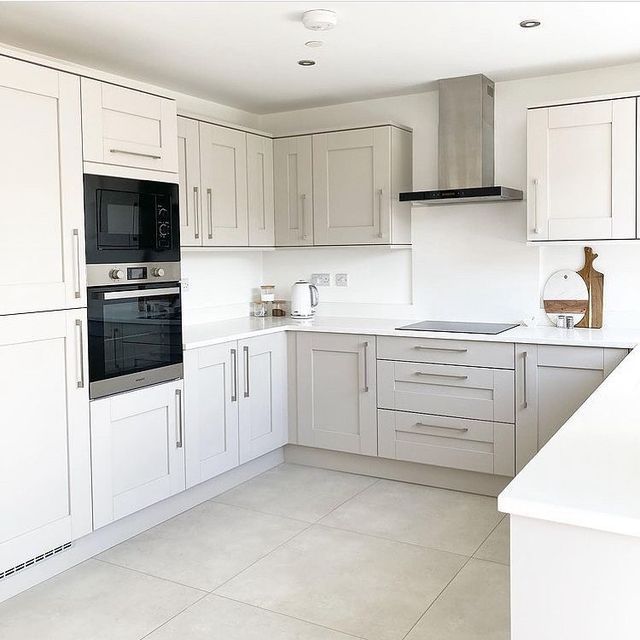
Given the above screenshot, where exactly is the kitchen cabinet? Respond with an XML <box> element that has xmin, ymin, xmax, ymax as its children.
<box><xmin>527</xmin><ymin>98</ymin><xmax>636</xmax><ymax>241</ymax></box>
<box><xmin>177</xmin><ymin>116</ymin><xmax>202</xmax><ymax>246</ymax></box>
<box><xmin>313</xmin><ymin>126</ymin><xmax>412</xmax><ymax>245</ymax></box>
<box><xmin>81</xmin><ymin>78</ymin><xmax>178</xmax><ymax>174</ymax></box>
<box><xmin>296</xmin><ymin>332</ymin><xmax>377</xmax><ymax>455</ymax></box>
<box><xmin>515</xmin><ymin>344</ymin><xmax>627</xmax><ymax>471</ymax></box>
<box><xmin>274</xmin><ymin>136</ymin><xmax>314</xmax><ymax>246</ymax></box>
<box><xmin>0</xmin><ymin>310</ymin><xmax>91</xmax><ymax>573</ymax></box>
<box><xmin>247</xmin><ymin>133</ymin><xmax>276</xmax><ymax>246</ymax></box>
<box><xmin>0</xmin><ymin>58</ymin><xmax>86</xmax><ymax>316</ymax></box>
<box><xmin>184</xmin><ymin>342</ymin><xmax>239</xmax><ymax>487</ymax></box>
<box><xmin>199</xmin><ymin>122</ymin><xmax>249</xmax><ymax>246</ymax></box>
<box><xmin>90</xmin><ymin>379</ymin><xmax>185</xmax><ymax>529</ymax></box>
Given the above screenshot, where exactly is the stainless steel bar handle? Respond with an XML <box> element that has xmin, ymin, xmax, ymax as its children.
<box><xmin>377</xmin><ymin>188</ymin><xmax>384</xmax><ymax>239</ymax></box>
<box><xmin>301</xmin><ymin>194</ymin><xmax>307</xmax><ymax>240</ymax></box>
<box><xmin>75</xmin><ymin>319</ymin><xmax>85</xmax><ymax>389</ymax></box>
<box><xmin>193</xmin><ymin>186</ymin><xmax>200</xmax><ymax>239</ymax></box>
<box><xmin>363</xmin><ymin>341</ymin><xmax>370</xmax><ymax>392</ymax></box>
<box><xmin>415</xmin><ymin>422</ymin><xmax>469</xmax><ymax>433</ymax></box>
<box><xmin>532</xmin><ymin>178</ymin><xmax>540</xmax><ymax>234</ymax></box>
<box><xmin>72</xmin><ymin>228</ymin><xmax>82</xmax><ymax>299</ymax></box>
<box><xmin>103</xmin><ymin>287</ymin><xmax>180</xmax><ymax>300</ymax></box>
<box><xmin>415</xmin><ymin>371</ymin><xmax>469</xmax><ymax>380</ymax></box>
<box><xmin>207</xmin><ymin>188</ymin><xmax>213</xmax><ymax>240</ymax></box>
<box><xmin>522</xmin><ymin>351</ymin><xmax>528</xmax><ymax>409</ymax></box>
<box><xmin>175</xmin><ymin>388</ymin><xmax>183</xmax><ymax>448</ymax></box>
<box><xmin>243</xmin><ymin>346</ymin><xmax>250</xmax><ymax>398</ymax></box>
<box><xmin>231</xmin><ymin>348</ymin><xmax>238</xmax><ymax>402</ymax></box>
<box><xmin>109</xmin><ymin>148</ymin><xmax>162</xmax><ymax>160</ymax></box>
<box><xmin>414</xmin><ymin>345</ymin><xmax>468</xmax><ymax>353</ymax></box>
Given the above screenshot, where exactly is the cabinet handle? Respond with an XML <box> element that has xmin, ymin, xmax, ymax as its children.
<box><xmin>75</xmin><ymin>318</ymin><xmax>85</xmax><ymax>389</ymax></box>
<box><xmin>363</xmin><ymin>341</ymin><xmax>370</xmax><ymax>392</ymax></box>
<box><xmin>207</xmin><ymin>188</ymin><xmax>213</xmax><ymax>240</ymax></box>
<box><xmin>414</xmin><ymin>345</ymin><xmax>468</xmax><ymax>353</ymax></box>
<box><xmin>522</xmin><ymin>351</ymin><xmax>528</xmax><ymax>409</ymax></box>
<box><xmin>231</xmin><ymin>348</ymin><xmax>238</xmax><ymax>402</ymax></box>
<box><xmin>175</xmin><ymin>388</ymin><xmax>183</xmax><ymax>448</ymax></box>
<box><xmin>414</xmin><ymin>422</ymin><xmax>469</xmax><ymax>433</ymax></box>
<box><xmin>415</xmin><ymin>371</ymin><xmax>469</xmax><ymax>380</ymax></box>
<box><xmin>72</xmin><ymin>228</ymin><xmax>82</xmax><ymax>299</ymax></box>
<box><xmin>531</xmin><ymin>178</ymin><xmax>540</xmax><ymax>234</ymax></box>
<box><xmin>109</xmin><ymin>148</ymin><xmax>162</xmax><ymax>160</ymax></box>
<box><xmin>243</xmin><ymin>345</ymin><xmax>250</xmax><ymax>398</ymax></box>
<box><xmin>377</xmin><ymin>188</ymin><xmax>384</xmax><ymax>239</ymax></box>
<box><xmin>193</xmin><ymin>186</ymin><xmax>200</xmax><ymax>239</ymax></box>
<box><xmin>301</xmin><ymin>194</ymin><xmax>308</xmax><ymax>240</ymax></box>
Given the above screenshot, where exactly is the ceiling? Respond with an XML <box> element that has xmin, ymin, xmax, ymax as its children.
<box><xmin>0</xmin><ymin>1</ymin><xmax>639</xmax><ymax>114</ymax></box>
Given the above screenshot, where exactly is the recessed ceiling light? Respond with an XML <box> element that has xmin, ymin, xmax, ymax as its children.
<box><xmin>305</xmin><ymin>40</ymin><xmax>324</xmax><ymax>48</ymax></box>
<box><xmin>298</xmin><ymin>59</ymin><xmax>316</xmax><ymax>67</ymax></box>
<box><xmin>519</xmin><ymin>19</ymin><xmax>541</xmax><ymax>28</ymax></box>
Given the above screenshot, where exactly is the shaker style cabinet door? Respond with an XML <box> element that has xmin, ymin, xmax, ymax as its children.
<box><xmin>90</xmin><ymin>380</ymin><xmax>186</xmax><ymax>529</ymax></box>
<box><xmin>313</xmin><ymin>127</ymin><xmax>391</xmax><ymax>245</ymax></box>
<box><xmin>527</xmin><ymin>98</ymin><xmax>636</xmax><ymax>241</ymax></box>
<box><xmin>296</xmin><ymin>332</ymin><xmax>377</xmax><ymax>455</ymax></box>
<box><xmin>238</xmin><ymin>333</ymin><xmax>287</xmax><ymax>463</ymax></box>
<box><xmin>274</xmin><ymin>136</ymin><xmax>314</xmax><ymax>246</ymax></box>
<box><xmin>184</xmin><ymin>342</ymin><xmax>240</xmax><ymax>488</ymax></box>
<box><xmin>177</xmin><ymin>116</ymin><xmax>202</xmax><ymax>246</ymax></box>
<box><xmin>0</xmin><ymin>310</ymin><xmax>91</xmax><ymax>573</ymax></box>
<box><xmin>247</xmin><ymin>134</ymin><xmax>275</xmax><ymax>246</ymax></box>
<box><xmin>81</xmin><ymin>78</ymin><xmax>178</xmax><ymax>173</ymax></box>
<box><xmin>199</xmin><ymin>123</ymin><xmax>249</xmax><ymax>246</ymax></box>
<box><xmin>0</xmin><ymin>58</ymin><xmax>86</xmax><ymax>315</ymax></box>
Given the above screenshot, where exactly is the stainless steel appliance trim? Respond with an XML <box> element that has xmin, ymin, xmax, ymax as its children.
<box><xmin>89</xmin><ymin>363</ymin><xmax>183</xmax><ymax>400</ymax></box>
<box><xmin>109</xmin><ymin>148</ymin><xmax>162</xmax><ymax>160</ymax></box>
<box><xmin>243</xmin><ymin>345</ymin><xmax>250</xmax><ymax>398</ymax></box>
<box><xmin>231</xmin><ymin>348</ymin><xmax>238</xmax><ymax>402</ymax></box>
<box><xmin>363</xmin><ymin>341</ymin><xmax>369</xmax><ymax>392</ymax></box>
<box><xmin>175</xmin><ymin>388</ymin><xmax>183</xmax><ymax>448</ymax></box>
<box><xmin>72</xmin><ymin>229</ymin><xmax>82</xmax><ymax>299</ymax></box>
<box><xmin>207</xmin><ymin>188</ymin><xmax>213</xmax><ymax>239</ymax></box>
<box><xmin>75</xmin><ymin>319</ymin><xmax>85</xmax><ymax>389</ymax></box>
<box><xmin>414</xmin><ymin>422</ymin><xmax>470</xmax><ymax>433</ymax></box>
<box><xmin>414</xmin><ymin>345</ymin><xmax>468</xmax><ymax>353</ymax></box>
<box><xmin>414</xmin><ymin>371</ymin><xmax>469</xmax><ymax>380</ymax></box>
<box><xmin>193</xmin><ymin>186</ymin><xmax>200</xmax><ymax>239</ymax></box>
<box><xmin>102</xmin><ymin>286</ymin><xmax>180</xmax><ymax>300</ymax></box>
<box><xmin>86</xmin><ymin>262</ymin><xmax>181</xmax><ymax>287</ymax></box>
<box><xmin>377</xmin><ymin>188</ymin><xmax>384</xmax><ymax>239</ymax></box>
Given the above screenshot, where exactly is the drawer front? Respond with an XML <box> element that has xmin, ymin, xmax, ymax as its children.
<box><xmin>378</xmin><ymin>409</ymin><xmax>515</xmax><ymax>477</ymax></box>
<box><xmin>377</xmin><ymin>360</ymin><xmax>514</xmax><ymax>422</ymax></box>
<box><xmin>377</xmin><ymin>336</ymin><xmax>514</xmax><ymax>369</ymax></box>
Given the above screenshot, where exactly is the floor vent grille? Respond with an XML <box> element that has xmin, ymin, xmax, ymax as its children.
<box><xmin>0</xmin><ymin>542</ymin><xmax>72</xmax><ymax>581</ymax></box>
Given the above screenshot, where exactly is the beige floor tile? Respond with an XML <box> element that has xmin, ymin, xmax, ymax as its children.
<box><xmin>474</xmin><ymin>517</ymin><xmax>510</xmax><ymax>565</ymax></box>
<box><xmin>0</xmin><ymin>560</ymin><xmax>202</xmax><ymax>640</ymax></box>
<box><xmin>98</xmin><ymin>501</ymin><xmax>307</xmax><ymax>591</ymax></box>
<box><xmin>320</xmin><ymin>479</ymin><xmax>502</xmax><ymax>555</ymax></box>
<box><xmin>406</xmin><ymin>558</ymin><xmax>510</xmax><ymax>640</ymax></box>
<box><xmin>214</xmin><ymin>463</ymin><xmax>376</xmax><ymax>523</ymax></box>
<box><xmin>217</xmin><ymin>524</ymin><xmax>466</xmax><ymax>640</ymax></box>
<box><xmin>147</xmin><ymin>593</ymin><xmax>360</xmax><ymax>640</ymax></box>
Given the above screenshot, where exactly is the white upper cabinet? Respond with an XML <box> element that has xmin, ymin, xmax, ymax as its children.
<box><xmin>527</xmin><ymin>98</ymin><xmax>636</xmax><ymax>241</ymax></box>
<box><xmin>274</xmin><ymin>136</ymin><xmax>314</xmax><ymax>246</ymax></box>
<box><xmin>0</xmin><ymin>309</ymin><xmax>91</xmax><ymax>572</ymax></box>
<box><xmin>81</xmin><ymin>79</ymin><xmax>178</xmax><ymax>175</ymax></box>
<box><xmin>177</xmin><ymin>117</ymin><xmax>202</xmax><ymax>246</ymax></box>
<box><xmin>0</xmin><ymin>58</ymin><xmax>85</xmax><ymax>316</ymax></box>
<box><xmin>199</xmin><ymin>123</ymin><xmax>249</xmax><ymax>246</ymax></box>
<box><xmin>247</xmin><ymin>134</ymin><xmax>276</xmax><ymax>246</ymax></box>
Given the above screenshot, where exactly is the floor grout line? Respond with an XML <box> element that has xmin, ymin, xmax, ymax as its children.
<box><xmin>138</xmin><ymin>590</ymin><xmax>210</xmax><ymax>640</ymax></box>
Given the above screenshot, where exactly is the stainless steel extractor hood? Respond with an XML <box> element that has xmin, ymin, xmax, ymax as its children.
<box><xmin>399</xmin><ymin>74</ymin><xmax>523</xmax><ymax>205</ymax></box>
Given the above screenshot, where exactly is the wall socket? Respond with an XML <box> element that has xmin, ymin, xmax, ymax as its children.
<box><xmin>311</xmin><ymin>273</ymin><xmax>331</xmax><ymax>286</ymax></box>
<box><xmin>335</xmin><ymin>273</ymin><xmax>349</xmax><ymax>287</ymax></box>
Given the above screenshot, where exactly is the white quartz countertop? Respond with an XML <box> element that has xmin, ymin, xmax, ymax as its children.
<box><xmin>183</xmin><ymin>315</ymin><xmax>640</xmax><ymax>350</ymax></box>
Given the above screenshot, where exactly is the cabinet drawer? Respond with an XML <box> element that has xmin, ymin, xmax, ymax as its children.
<box><xmin>377</xmin><ymin>336</ymin><xmax>514</xmax><ymax>369</ymax></box>
<box><xmin>377</xmin><ymin>360</ymin><xmax>514</xmax><ymax>422</ymax></box>
<box><xmin>378</xmin><ymin>409</ymin><xmax>514</xmax><ymax>477</ymax></box>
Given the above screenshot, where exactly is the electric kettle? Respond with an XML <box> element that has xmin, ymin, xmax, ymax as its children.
<box><xmin>290</xmin><ymin>280</ymin><xmax>319</xmax><ymax>318</ymax></box>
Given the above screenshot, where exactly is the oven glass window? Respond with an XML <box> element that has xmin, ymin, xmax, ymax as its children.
<box><xmin>97</xmin><ymin>189</ymin><xmax>158</xmax><ymax>250</ymax></box>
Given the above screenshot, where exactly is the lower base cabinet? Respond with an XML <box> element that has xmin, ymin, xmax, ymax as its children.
<box><xmin>296</xmin><ymin>332</ymin><xmax>377</xmax><ymax>455</ymax></box>
<box><xmin>90</xmin><ymin>380</ymin><xmax>185</xmax><ymax>529</ymax></box>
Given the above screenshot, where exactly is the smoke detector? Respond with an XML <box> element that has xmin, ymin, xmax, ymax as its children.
<box><xmin>302</xmin><ymin>9</ymin><xmax>337</xmax><ymax>31</ymax></box>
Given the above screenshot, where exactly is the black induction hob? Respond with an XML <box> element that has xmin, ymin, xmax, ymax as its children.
<box><xmin>396</xmin><ymin>321</ymin><xmax>520</xmax><ymax>335</ymax></box>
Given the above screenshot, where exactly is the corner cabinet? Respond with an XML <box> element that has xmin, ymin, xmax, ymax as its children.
<box><xmin>515</xmin><ymin>344</ymin><xmax>627</xmax><ymax>471</ymax></box>
<box><xmin>527</xmin><ymin>98</ymin><xmax>636</xmax><ymax>241</ymax></box>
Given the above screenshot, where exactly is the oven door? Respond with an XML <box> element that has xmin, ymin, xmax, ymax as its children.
<box><xmin>84</xmin><ymin>174</ymin><xmax>180</xmax><ymax>264</ymax></box>
<box><xmin>88</xmin><ymin>283</ymin><xmax>183</xmax><ymax>399</ymax></box>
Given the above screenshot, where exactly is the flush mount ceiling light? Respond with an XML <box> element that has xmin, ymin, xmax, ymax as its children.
<box><xmin>302</xmin><ymin>9</ymin><xmax>338</xmax><ymax>31</ymax></box>
<box><xmin>305</xmin><ymin>40</ymin><xmax>324</xmax><ymax>48</ymax></box>
<box><xmin>519</xmin><ymin>19</ymin><xmax>541</xmax><ymax>28</ymax></box>
<box><xmin>298</xmin><ymin>59</ymin><xmax>316</xmax><ymax>66</ymax></box>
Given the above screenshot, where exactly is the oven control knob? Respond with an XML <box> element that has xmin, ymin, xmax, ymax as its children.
<box><xmin>158</xmin><ymin>222</ymin><xmax>169</xmax><ymax>237</ymax></box>
<box><xmin>110</xmin><ymin>268</ymin><xmax>125</xmax><ymax>280</ymax></box>
<box><xmin>152</xmin><ymin>267</ymin><xmax>166</xmax><ymax>278</ymax></box>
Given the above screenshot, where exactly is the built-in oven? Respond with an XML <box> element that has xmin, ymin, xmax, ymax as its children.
<box><xmin>87</xmin><ymin>272</ymin><xmax>183</xmax><ymax>399</ymax></box>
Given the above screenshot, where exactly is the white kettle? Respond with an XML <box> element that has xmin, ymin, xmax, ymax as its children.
<box><xmin>291</xmin><ymin>280</ymin><xmax>319</xmax><ymax>319</ymax></box>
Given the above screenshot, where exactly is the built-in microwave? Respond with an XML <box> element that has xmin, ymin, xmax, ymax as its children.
<box><xmin>84</xmin><ymin>174</ymin><xmax>180</xmax><ymax>265</ymax></box>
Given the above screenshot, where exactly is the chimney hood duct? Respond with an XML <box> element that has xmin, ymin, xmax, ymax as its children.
<box><xmin>399</xmin><ymin>74</ymin><xmax>523</xmax><ymax>205</ymax></box>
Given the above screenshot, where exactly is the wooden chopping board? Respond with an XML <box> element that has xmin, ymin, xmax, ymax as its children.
<box><xmin>576</xmin><ymin>247</ymin><xmax>604</xmax><ymax>328</ymax></box>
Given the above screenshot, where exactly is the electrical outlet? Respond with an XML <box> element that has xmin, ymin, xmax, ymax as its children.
<box><xmin>335</xmin><ymin>273</ymin><xmax>349</xmax><ymax>287</ymax></box>
<box><xmin>311</xmin><ymin>273</ymin><xmax>331</xmax><ymax>286</ymax></box>
<box><xmin>181</xmin><ymin>278</ymin><xmax>190</xmax><ymax>292</ymax></box>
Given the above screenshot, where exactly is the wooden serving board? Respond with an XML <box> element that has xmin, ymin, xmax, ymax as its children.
<box><xmin>575</xmin><ymin>247</ymin><xmax>604</xmax><ymax>328</ymax></box>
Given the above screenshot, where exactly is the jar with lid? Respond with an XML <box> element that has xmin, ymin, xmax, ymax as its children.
<box><xmin>251</xmin><ymin>301</ymin><xmax>267</xmax><ymax>317</ymax></box>
<box><xmin>272</xmin><ymin>300</ymin><xmax>287</xmax><ymax>317</ymax></box>
<box><xmin>260</xmin><ymin>285</ymin><xmax>275</xmax><ymax>302</ymax></box>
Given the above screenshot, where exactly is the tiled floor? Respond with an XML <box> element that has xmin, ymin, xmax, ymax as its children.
<box><xmin>0</xmin><ymin>464</ymin><xmax>510</xmax><ymax>640</ymax></box>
